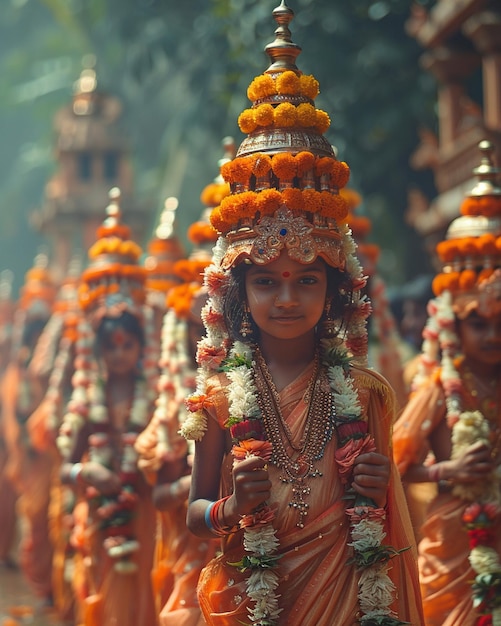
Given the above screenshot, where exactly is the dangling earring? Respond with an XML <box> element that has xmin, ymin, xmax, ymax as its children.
<box><xmin>321</xmin><ymin>297</ymin><xmax>337</xmax><ymax>338</ymax></box>
<box><xmin>240</xmin><ymin>302</ymin><xmax>253</xmax><ymax>339</ymax></box>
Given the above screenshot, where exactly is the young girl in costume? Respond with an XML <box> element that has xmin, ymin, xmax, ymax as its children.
<box><xmin>393</xmin><ymin>140</ymin><xmax>501</xmax><ymax>626</ymax></box>
<box><xmin>183</xmin><ymin>4</ymin><xmax>423</xmax><ymax>625</ymax></box>
<box><xmin>57</xmin><ymin>189</ymin><xmax>158</xmax><ymax>626</ymax></box>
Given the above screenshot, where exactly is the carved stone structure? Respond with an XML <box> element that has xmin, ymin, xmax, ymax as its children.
<box><xmin>31</xmin><ymin>62</ymin><xmax>150</xmax><ymax>278</ymax></box>
<box><xmin>405</xmin><ymin>0</ymin><xmax>501</xmax><ymax>252</ymax></box>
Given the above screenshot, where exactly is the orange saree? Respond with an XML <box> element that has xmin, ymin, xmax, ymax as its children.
<box><xmin>393</xmin><ymin>376</ymin><xmax>501</xmax><ymax>626</ymax></box>
<box><xmin>199</xmin><ymin>365</ymin><xmax>423</xmax><ymax>626</ymax></box>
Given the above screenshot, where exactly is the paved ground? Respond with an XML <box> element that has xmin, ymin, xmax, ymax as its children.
<box><xmin>0</xmin><ymin>564</ymin><xmax>64</xmax><ymax>626</ymax></box>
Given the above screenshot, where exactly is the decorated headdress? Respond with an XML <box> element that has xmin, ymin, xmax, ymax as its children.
<box><xmin>209</xmin><ymin>3</ymin><xmax>352</xmax><ymax>271</ymax></box>
<box><xmin>413</xmin><ymin>140</ymin><xmax>501</xmax><ymax>405</ymax></box>
<box><xmin>144</xmin><ymin>196</ymin><xmax>185</xmax><ymax>310</ymax></box>
<box><xmin>432</xmin><ymin>140</ymin><xmax>501</xmax><ymax>319</ymax></box>
<box><xmin>78</xmin><ymin>187</ymin><xmax>146</xmax><ymax>326</ymax></box>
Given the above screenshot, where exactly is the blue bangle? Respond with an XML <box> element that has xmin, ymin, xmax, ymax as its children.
<box><xmin>204</xmin><ymin>501</ymin><xmax>215</xmax><ymax>531</ymax></box>
<box><xmin>69</xmin><ymin>462</ymin><xmax>83</xmax><ymax>485</ymax></box>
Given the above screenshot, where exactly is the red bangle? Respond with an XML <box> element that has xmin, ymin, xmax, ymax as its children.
<box><xmin>209</xmin><ymin>496</ymin><xmax>237</xmax><ymax>536</ymax></box>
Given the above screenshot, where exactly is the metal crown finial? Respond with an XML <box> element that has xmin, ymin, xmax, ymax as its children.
<box><xmin>103</xmin><ymin>187</ymin><xmax>122</xmax><ymax>226</ymax></box>
<box><xmin>470</xmin><ymin>140</ymin><xmax>501</xmax><ymax>198</ymax></box>
<box><xmin>264</xmin><ymin>1</ymin><xmax>302</xmax><ymax>73</ymax></box>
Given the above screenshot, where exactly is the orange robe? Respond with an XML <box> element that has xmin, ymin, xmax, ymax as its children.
<box><xmin>136</xmin><ymin>414</ymin><xmax>217</xmax><ymax>626</ymax></box>
<box><xmin>199</xmin><ymin>365</ymin><xmax>424</xmax><ymax>626</ymax></box>
<box><xmin>1</xmin><ymin>361</ymin><xmax>52</xmax><ymax>599</ymax></box>
<box><xmin>393</xmin><ymin>375</ymin><xmax>501</xmax><ymax>626</ymax></box>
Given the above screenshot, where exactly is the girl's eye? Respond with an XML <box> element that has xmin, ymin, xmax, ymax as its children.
<box><xmin>300</xmin><ymin>276</ymin><xmax>317</xmax><ymax>285</ymax></box>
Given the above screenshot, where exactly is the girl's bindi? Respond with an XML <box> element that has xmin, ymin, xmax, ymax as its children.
<box><xmin>282</xmin><ymin>271</ymin><xmax>291</xmax><ymax>278</ymax></box>
<box><xmin>111</xmin><ymin>327</ymin><xmax>127</xmax><ymax>346</ymax></box>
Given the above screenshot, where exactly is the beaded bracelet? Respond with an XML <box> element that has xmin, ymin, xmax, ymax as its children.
<box><xmin>69</xmin><ymin>462</ymin><xmax>84</xmax><ymax>485</ymax></box>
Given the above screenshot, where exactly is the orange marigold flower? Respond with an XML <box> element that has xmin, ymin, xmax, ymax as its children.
<box><xmin>459</xmin><ymin>269</ymin><xmax>477</xmax><ymax>290</ymax></box>
<box><xmin>247</xmin><ymin>74</ymin><xmax>276</xmax><ymax>101</ymax></box>
<box><xmin>303</xmin><ymin>188</ymin><xmax>319</xmax><ymax>214</ymax></box>
<box><xmin>238</xmin><ymin>109</ymin><xmax>257</xmax><ymax>134</ymax></box>
<box><xmin>460</xmin><ymin>196</ymin><xmax>482</xmax><ymax>217</ymax></box>
<box><xmin>232</xmin><ymin>439</ymin><xmax>273</xmax><ymax>462</ymax></box>
<box><xmin>252</xmin><ymin>153</ymin><xmax>272</xmax><ymax>177</ymax></box>
<box><xmin>209</xmin><ymin>206</ymin><xmax>226</xmax><ymax>233</ymax></box>
<box><xmin>296</xmin><ymin>151</ymin><xmax>315</xmax><ymax>176</ymax></box>
<box><xmin>282</xmin><ymin>187</ymin><xmax>303</xmax><ymax>211</ymax></box>
<box><xmin>436</xmin><ymin>240</ymin><xmax>457</xmax><ymax>263</ymax></box>
<box><xmin>228</xmin><ymin>157</ymin><xmax>253</xmax><ymax>184</ymax></box>
<box><xmin>496</xmin><ymin>235</ymin><xmax>501</xmax><ymax>253</ymax></box>
<box><xmin>255</xmin><ymin>189</ymin><xmax>282</xmax><ymax>217</ymax></box>
<box><xmin>478</xmin><ymin>268</ymin><xmax>494</xmax><ymax>284</ymax></box>
<box><xmin>340</xmin><ymin>187</ymin><xmax>362</xmax><ymax>210</ymax></box>
<box><xmin>315</xmin><ymin>109</ymin><xmax>331</xmax><ymax>134</ymax></box>
<box><xmin>315</xmin><ymin>157</ymin><xmax>334</xmax><ymax>176</ymax></box>
<box><xmin>275</xmin><ymin>70</ymin><xmax>300</xmax><ymax>95</ymax></box>
<box><xmin>296</xmin><ymin>102</ymin><xmax>316</xmax><ymax>127</ymax></box>
<box><xmin>274</xmin><ymin>102</ymin><xmax>297</xmax><ymax>127</ymax></box>
<box><xmin>299</xmin><ymin>74</ymin><xmax>320</xmax><ymax>99</ymax></box>
<box><xmin>321</xmin><ymin>192</ymin><xmax>349</xmax><ymax>222</ymax></box>
<box><xmin>457</xmin><ymin>237</ymin><xmax>479</xmax><ymax>257</ymax></box>
<box><xmin>332</xmin><ymin>160</ymin><xmax>350</xmax><ymax>189</ymax></box>
<box><xmin>477</xmin><ymin>233</ymin><xmax>497</xmax><ymax>255</ymax></box>
<box><xmin>444</xmin><ymin>272</ymin><xmax>460</xmax><ymax>293</ymax></box>
<box><xmin>188</xmin><ymin>222</ymin><xmax>218</xmax><ymax>245</ymax></box>
<box><xmin>254</xmin><ymin>103</ymin><xmax>274</xmax><ymax>127</ymax></box>
<box><xmin>271</xmin><ymin>152</ymin><xmax>297</xmax><ymax>179</ymax></box>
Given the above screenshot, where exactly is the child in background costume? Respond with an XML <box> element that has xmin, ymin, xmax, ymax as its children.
<box><xmin>393</xmin><ymin>140</ymin><xmax>501</xmax><ymax>626</ymax></box>
<box><xmin>342</xmin><ymin>187</ymin><xmax>410</xmax><ymax>410</ymax></box>
<box><xmin>26</xmin><ymin>257</ymin><xmax>81</xmax><ymax>624</ymax></box>
<box><xmin>183</xmin><ymin>4</ymin><xmax>423</xmax><ymax>625</ymax></box>
<box><xmin>57</xmin><ymin>189</ymin><xmax>158</xmax><ymax>626</ymax></box>
<box><xmin>0</xmin><ymin>270</ymin><xmax>18</xmax><ymax>569</ymax></box>
<box><xmin>135</xmin><ymin>139</ymin><xmax>234</xmax><ymax>626</ymax></box>
<box><xmin>1</xmin><ymin>254</ymin><xmax>56</xmax><ymax>607</ymax></box>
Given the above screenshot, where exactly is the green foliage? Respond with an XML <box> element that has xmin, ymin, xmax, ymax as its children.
<box><xmin>1</xmin><ymin>0</ymin><xmax>436</xmax><ymax>294</ymax></box>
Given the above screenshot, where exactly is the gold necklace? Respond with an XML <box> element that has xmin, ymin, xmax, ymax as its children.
<box><xmin>253</xmin><ymin>347</ymin><xmax>334</xmax><ymax>528</ymax></box>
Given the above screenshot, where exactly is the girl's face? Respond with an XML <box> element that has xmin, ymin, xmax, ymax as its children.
<box><xmin>101</xmin><ymin>326</ymin><xmax>142</xmax><ymax>377</ymax></box>
<box><xmin>457</xmin><ymin>311</ymin><xmax>501</xmax><ymax>368</ymax></box>
<box><xmin>245</xmin><ymin>251</ymin><xmax>327</xmax><ymax>343</ymax></box>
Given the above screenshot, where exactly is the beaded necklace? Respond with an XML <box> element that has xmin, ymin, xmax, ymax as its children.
<box><xmin>253</xmin><ymin>346</ymin><xmax>334</xmax><ymax>528</ymax></box>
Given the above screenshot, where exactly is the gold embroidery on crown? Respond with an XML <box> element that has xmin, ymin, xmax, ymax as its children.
<box><xmin>252</xmin><ymin>206</ymin><xmax>316</xmax><ymax>264</ymax></box>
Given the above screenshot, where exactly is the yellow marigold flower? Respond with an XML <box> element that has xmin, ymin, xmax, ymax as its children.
<box><xmin>276</xmin><ymin>70</ymin><xmax>300</xmax><ymax>95</ymax></box>
<box><xmin>254</xmin><ymin>103</ymin><xmax>274</xmax><ymax>127</ymax></box>
<box><xmin>247</xmin><ymin>74</ymin><xmax>276</xmax><ymax>101</ymax></box>
<box><xmin>210</xmin><ymin>206</ymin><xmax>226</xmax><ymax>234</ymax></box>
<box><xmin>296</xmin><ymin>103</ymin><xmax>316</xmax><ymax>127</ymax></box>
<box><xmin>238</xmin><ymin>109</ymin><xmax>257</xmax><ymax>134</ymax></box>
<box><xmin>274</xmin><ymin>102</ymin><xmax>297</xmax><ymax>127</ymax></box>
<box><xmin>315</xmin><ymin>109</ymin><xmax>331</xmax><ymax>134</ymax></box>
<box><xmin>299</xmin><ymin>74</ymin><xmax>320</xmax><ymax>100</ymax></box>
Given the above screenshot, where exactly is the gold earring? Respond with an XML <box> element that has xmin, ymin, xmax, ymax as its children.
<box><xmin>321</xmin><ymin>298</ymin><xmax>337</xmax><ymax>337</ymax></box>
<box><xmin>240</xmin><ymin>303</ymin><xmax>253</xmax><ymax>339</ymax></box>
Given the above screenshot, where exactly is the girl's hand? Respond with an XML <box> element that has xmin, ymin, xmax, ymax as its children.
<box><xmin>442</xmin><ymin>440</ymin><xmax>494</xmax><ymax>483</ymax></box>
<box><xmin>81</xmin><ymin>461</ymin><xmax>122</xmax><ymax>496</ymax></box>
<box><xmin>225</xmin><ymin>455</ymin><xmax>271</xmax><ymax>526</ymax></box>
<box><xmin>352</xmin><ymin>452</ymin><xmax>390</xmax><ymax>508</ymax></box>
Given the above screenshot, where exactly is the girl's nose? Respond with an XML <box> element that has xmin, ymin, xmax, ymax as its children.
<box><xmin>275</xmin><ymin>283</ymin><xmax>297</xmax><ymax>306</ymax></box>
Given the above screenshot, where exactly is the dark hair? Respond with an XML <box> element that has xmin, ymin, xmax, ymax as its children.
<box><xmin>223</xmin><ymin>259</ymin><xmax>351</xmax><ymax>342</ymax></box>
<box><xmin>95</xmin><ymin>311</ymin><xmax>145</xmax><ymax>356</ymax></box>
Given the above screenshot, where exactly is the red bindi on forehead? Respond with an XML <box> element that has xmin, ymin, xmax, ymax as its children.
<box><xmin>282</xmin><ymin>271</ymin><xmax>291</xmax><ymax>278</ymax></box>
<box><xmin>111</xmin><ymin>327</ymin><xmax>127</xmax><ymax>346</ymax></box>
